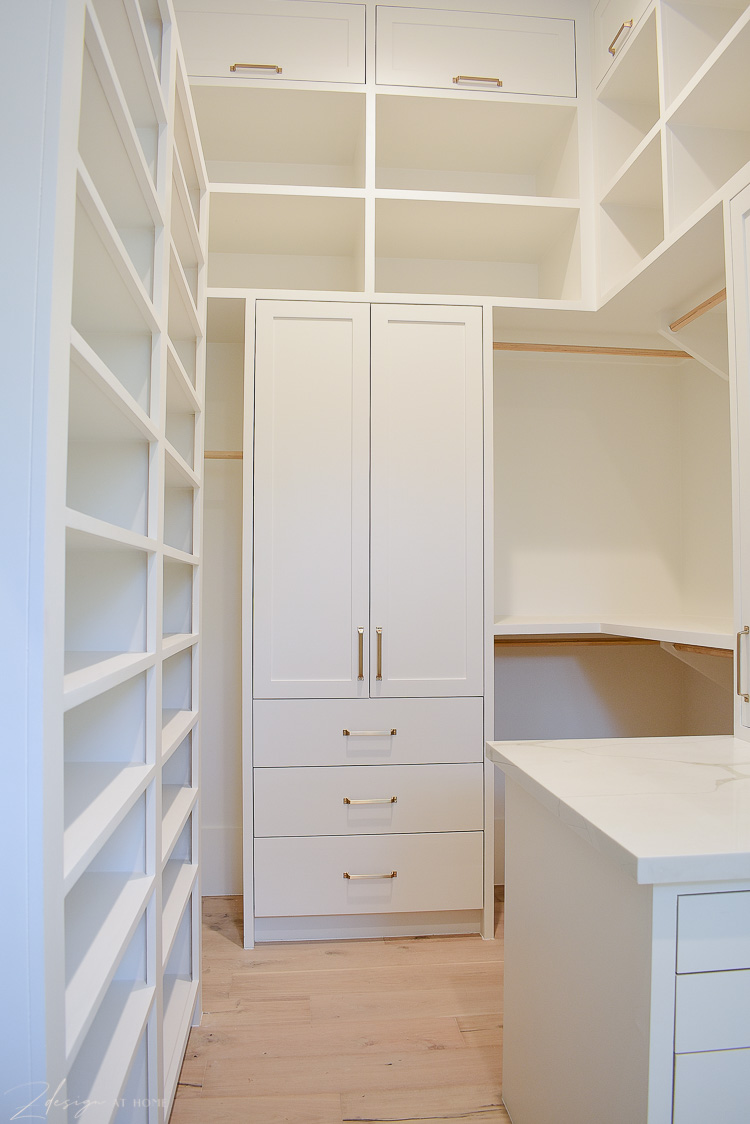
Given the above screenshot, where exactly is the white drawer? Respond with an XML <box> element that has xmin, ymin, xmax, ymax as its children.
<box><xmin>673</xmin><ymin>1048</ymin><xmax>750</xmax><ymax>1124</ymax></box>
<box><xmin>254</xmin><ymin>830</ymin><xmax>484</xmax><ymax>916</ymax></box>
<box><xmin>675</xmin><ymin>970</ymin><xmax>750</xmax><ymax>1054</ymax></box>
<box><xmin>253</xmin><ymin>696</ymin><xmax>484</xmax><ymax>766</ymax></box>
<box><xmin>375</xmin><ymin>6</ymin><xmax>576</xmax><ymax>97</ymax></box>
<box><xmin>176</xmin><ymin>0</ymin><xmax>366</xmax><ymax>83</ymax></box>
<box><xmin>254</xmin><ymin>762</ymin><xmax>483</xmax><ymax>837</ymax></box>
<box><xmin>593</xmin><ymin>0</ymin><xmax>651</xmax><ymax>86</ymax></box>
<box><xmin>677</xmin><ymin>890</ymin><xmax>750</xmax><ymax>973</ymax></box>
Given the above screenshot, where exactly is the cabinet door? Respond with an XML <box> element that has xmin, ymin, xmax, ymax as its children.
<box><xmin>176</xmin><ymin>0</ymin><xmax>366</xmax><ymax>83</ymax></box>
<box><xmin>375</xmin><ymin>6</ymin><xmax>576</xmax><ymax>97</ymax></box>
<box><xmin>593</xmin><ymin>0</ymin><xmax>650</xmax><ymax>86</ymax></box>
<box><xmin>253</xmin><ymin>301</ymin><xmax>370</xmax><ymax>699</ymax></box>
<box><xmin>369</xmin><ymin>305</ymin><xmax>484</xmax><ymax>698</ymax></box>
<box><xmin>730</xmin><ymin>183</ymin><xmax>750</xmax><ymax>731</ymax></box>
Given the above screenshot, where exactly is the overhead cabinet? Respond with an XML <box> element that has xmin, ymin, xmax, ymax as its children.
<box><xmin>375</xmin><ymin>5</ymin><xmax>577</xmax><ymax>96</ymax></box>
<box><xmin>252</xmin><ymin>301</ymin><xmax>485</xmax><ymax>700</ymax></box>
<box><xmin>176</xmin><ymin>0</ymin><xmax>366</xmax><ymax>82</ymax></box>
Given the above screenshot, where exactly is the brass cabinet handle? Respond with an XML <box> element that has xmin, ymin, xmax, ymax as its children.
<box><xmin>453</xmin><ymin>74</ymin><xmax>502</xmax><ymax>86</ymax></box>
<box><xmin>357</xmin><ymin>627</ymin><xmax>364</xmax><ymax>681</ymax></box>
<box><xmin>229</xmin><ymin>62</ymin><xmax>283</xmax><ymax>73</ymax></box>
<box><xmin>737</xmin><ymin>627</ymin><xmax>749</xmax><ymax>701</ymax></box>
<box><xmin>342</xmin><ymin>728</ymin><xmax>397</xmax><ymax>737</ymax></box>
<box><xmin>376</xmin><ymin>626</ymin><xmax>383</xmax><ymax>681</ymax></box>
<box><xmin>343</xmin><ymin>871</ymin><xmax>397</xmax><ymax>880</ymax></box>
<box><xmin>343</xmin><ymin>796</ymin><xmax>397</xmax><ymax>805</ymax></box>
<box><xmin>608</xmin><ymin>20</ymin><xmax>633</xmax><ymax>55</ymax></box>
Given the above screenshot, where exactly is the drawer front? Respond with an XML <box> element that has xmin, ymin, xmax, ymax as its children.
<box><xmin>593</xmin><ymin>0</ymin><xmax>651</xmax><ymax>86</ymax></box>
<box><xmin>674</xmin><ymin>970</ymin><xmax>750</xmax><ymax>1054</ymax></box>
<box><xmin>254</xmin><ymin>831</ymin><xmax>484</xmax><ymax>916</ymax></box>
<box><xmin>254</xmin><ymin>762</ymin><xmax>484</xmax><ymax>837</ymax></box>
<box><xmin>673</xmin><ymin>1049</ymin><xmax>750</xmax><ymax>1124</ymax></box>
<box><xmin>177</xmin><ymin>1</ymin><xmax>366</xmax><ymax>83</ymax></box>
<box><xmin>677</xmin><ymin>890</ymin><xmax>750</xmax><ymax>973</ymax></box>
<box><xmin>253</xmin><ymin>696</ymin><xmax>484</xmax><ymax>766</ymax></box>
<box><xmin>375</xmin><ymin>6</ymin><xmax>576</xmax><ymax>97</ymax></box>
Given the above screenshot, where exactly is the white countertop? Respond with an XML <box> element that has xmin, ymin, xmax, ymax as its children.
<box><xmin>487</xmin><ymin>735</ymin><xmax>750</xmax><ymax>884</ymax></box>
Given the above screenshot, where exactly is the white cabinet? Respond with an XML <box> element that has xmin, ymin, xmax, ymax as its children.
<box><xmin>176</xmin><ymin>0</ymin><xmax>366</xmax><ymax>83</ymax></box>
<box><xmin>375</xmin><ymin>6</ymin><xmax>576</xmax><ymax>97</ymax></box>
<box><xmin>731</xmin><ymin>182</ymin><xmax>750</xmax><ymax>730</ymax></box>
<box><xmin>252</xmin><ymin>301</ymin><xmax>484</xmax><ymax>700</ymax></box>
<box><xmin>593</xmin><ymin>0</ymin><xmax>651</xmax><ymax>86</ymax></box>
<box><xmin>250</xmin><ymin>299</ymin><xmax>486</xmax><ymax>938</ymax></box>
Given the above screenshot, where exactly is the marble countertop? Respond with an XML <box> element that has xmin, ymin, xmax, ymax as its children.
<box><xmin>487</xmin><ymin>735</ymin><xmax>750</xmax><ymax>884</ymax></box>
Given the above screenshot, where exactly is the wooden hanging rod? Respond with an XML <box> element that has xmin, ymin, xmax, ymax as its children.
<box><xmin>668</xmin><ymin>288</ymin><xmax>727</xmax><ymax>333</ymax></box>
<box><xmin>493</xmin><ymin>342</ymin><xmax>690</xmax><ymax>359</ymax></box>
<box><xmin>205</xmin><ymin>450</ymin><xmax>243</xmax><ymax>460</ymax></box>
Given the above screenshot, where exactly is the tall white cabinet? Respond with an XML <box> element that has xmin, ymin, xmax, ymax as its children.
<box><xmin>251</xmin><ymin>301</ymin><xmax>488</xmax><ymax>941</ymax></box>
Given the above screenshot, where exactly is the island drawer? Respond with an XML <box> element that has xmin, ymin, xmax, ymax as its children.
<box><xmin>673</xmin><ymin>1048</ymin><xmax>750</xmax><ymax>1124</ymax></box>
<box><xmin>253</xmin><ymin>696</ymin><xmax>484</xmax><ymax>766</ymax></box>
<box><xmin>677</xmin><ymin>890</ymin><xmax>750</xmax><ymax>973</ymax></box>
<box><xmin>674</xmin><ymin>969</ymin><xmax>750</xmax><ymax>1054</ymax></box>
<box><xmin>254</xmin><ymin>830</ymin><xmax>484</xmax><ymax>916</ymax></box>
<box><xmin>254</xmin><ymin>762</ymin><xmax>483</xmax><ymax>837</ymax></box>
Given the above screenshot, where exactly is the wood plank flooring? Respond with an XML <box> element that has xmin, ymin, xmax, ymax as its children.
<box><xmin>171</xmin><ymin>890</ymin><xmax>508</xmax><ymax>1123</ymax></box>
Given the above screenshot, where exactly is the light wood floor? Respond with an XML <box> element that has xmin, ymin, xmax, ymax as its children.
<box><xmin>171</xmin><ymin>890</ymin><xmax>508</xmax><ymax>1123</ymax></box>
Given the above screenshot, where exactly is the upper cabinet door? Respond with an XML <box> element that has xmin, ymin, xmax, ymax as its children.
<box><xmin>375</xmin><ymin>6</ymin><xmax>576</xmax><ymax>96</ymax></box>
<box><xmin>176</xmin><ymin>0</ymin><xmax>366</xmax><ymax>83</ymax></box>
<box><xmin>369</xmin><ymin>305</ymin><xmax>484</xmax><ymax>698</ymax></box>
<box><xmin>253</xmin><ymin>302</ymin><xmax>371</xmax><ymax>699</ymax></box>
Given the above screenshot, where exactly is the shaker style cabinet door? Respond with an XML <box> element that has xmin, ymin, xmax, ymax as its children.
<box><xmin>176</xmin><ymin>0</ymin><xmax>366</xmax><ymax>83</ymax></box>
<box><xmin>253</xmin><ymin>301</ymin><xmax>371</xmax><ymax>698</ymax></box>
<box><xmin>369</xmin><ymin>305</ymin><xmax>484</xmax><ymax>698</ymax></box>
<box><xmin>375</xmin><ymin>6</ymin><xmax>576</xmax><ymax>96</ymax></box>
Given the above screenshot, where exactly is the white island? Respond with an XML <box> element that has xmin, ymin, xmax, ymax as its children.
<box><xmin>487</xmin><ymin>736</ymin><xmax>750</xmax><ymax>1124</ymax></box>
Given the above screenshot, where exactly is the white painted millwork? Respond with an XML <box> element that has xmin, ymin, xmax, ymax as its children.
<box><xmin>730</xmin><ymin>180</ymin><xmax>750</xmax><ymax>733</ymax></box>
<box><xmin>677</xmin><ymin>890</ymin><xmax>750</xmax><ymax>972</ymax></box>
<box><xmin>593</xmin><ymin>0</ymin><xmax>651</xmax><ymax>85</ymax></box>
<box><xmin>375</xmin><ymin>6</ymin><xmax>577</xmax><ymax>96</ymax></box>
<box><xmin>252</xmin><ymin>301</ymin><xmax>371</xmax><ymax>699</ymax></box>
<box><xmin>176</xmin><ymin>0</ymin><xmax>366</xmax><ymax>83</ymax></box>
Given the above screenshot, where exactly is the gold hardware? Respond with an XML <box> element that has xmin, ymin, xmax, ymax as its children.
<box><xmin>343</xmin><ymin>871</ymin><xmax>397</xmax><ymax>880</ymax></box>
<box><xmin>453</xmin><ymin>74</ymin><xmax>502</xmax><ymax>87</ymax></box>
<box><xmin>343</xmin><ymin>796</ymin><xmax>397</xmax><ymax>805</ymax></box>
<box><xmin>230</xmin><ymin>62</ymin><xmax>283</xmax><ymax>73</ymax></box>
<box><xmin>737</xmin><ymin>627</ymin><xmax>749</xmax><ymax>701</ymax></box>
<box><xmin>342</xmin><ymin>728</ymin><xmax>397</xmax><ymax>737</ymax></box>
<box><xmin>357</xmin><ymin>627</ymin><xmax>364</xmax><ymax>681</ymax></box>
<box><xmin>376</xmin><ymin>626</ymin><xmax>383</xmax><ymax>681</ymax></box>
<box><xmin>608</xmin><ymin>20</ymin><xmax>633</xmax><ymax>55</ymax></box>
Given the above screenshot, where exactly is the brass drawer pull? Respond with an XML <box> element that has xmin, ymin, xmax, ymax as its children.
<box><xmin>357</xmin><ymin>626</ymin><xmax>364</xmax><ymax>681</ymax></box>
<box><xmin>230</xmin><ymin>62</ymin><xmax>283</xmax><ymax>73</ymax></box>
<box><xmin>343</xmin><ymin>870</ymin><xmax>397</xmax><ymax>880</ymax></box>
<box><xmin>342</xmin><ymin>728</ymin><xmax>397</xmax><ymax>737</ymax></box>
<box><xmin>737</xmin><ymin>626</ymin><xmax>749</xmax><ymax>701</ymax></box>
<box><xmin>376</xmin><ymin>626</ymin><xmax>383</xmax><ymax>680</ymax></box>
<box><xmin>608</xmin><ymin>20</ymin><xmax>633</xmax><ymax>56</ymax></box>
<box><xmin>453</xmin><ymin>74</ymin><xmax>502</xmax><ymax>87</ymax></box>
<box><xmin>343</xmin><ymin>796</ymin><xmax>397</xmax><ymax>805</ymax></box>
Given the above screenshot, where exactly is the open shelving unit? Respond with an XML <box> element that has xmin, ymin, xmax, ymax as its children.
<box><xmin>50</xmin><ymin>2</ymin><xmax>208</xmax><ymax>1120</ymax></box>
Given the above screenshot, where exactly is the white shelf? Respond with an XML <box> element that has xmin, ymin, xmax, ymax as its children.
<box><xmin>165</xmin><ymin>443</ymin><xmax>200</xmax><ymax>490</ymax></box>
<box><xmin>163</xmin><ymin>557</ymin><xmax>194</xmax><ymax>637</ymax></box>
<box><xmin>167</xmin><ymin>336</ymin><xmax>200</xmax><ymax>397</ymax></box>
<box><xmin>375</xmin><ymin>198</ymin><xmax>581</xmax><ymax>300</ymax></box>
<box><xmin>600</xmin><ymin>133</ymin><xmax>664</xmax><ymax>296</ymax></box>
<box><xmin>65</xmin><ymin>510</ymin><xmax>155</xmax><ymax>555</ymax></box>
<box><xmin>376</xmin><ymin>94</ymin><xmax>578</xmax><ymax>197</ymax></box>
<box><xmin>192</xmin><ymin>83</ymin><xmax>366</xmax><ymax>188</ymax></box>
<box><xmin>162</xmin><ymin>632</ymin><xmax>197</xmax><ymax>660</ymax></box>
<box><xmin>66</xmin><ymin>981</ymin><xmax>155</xmax><ymax>1124</ymax></box>
<box><xmin>131</xmin><ymin>0</ymin><xmax>165</xmax><ymax>84</ymax></box>
<box><xmin>70</xmin><ymin>329</ymin><xmax>158</xmax><ymax>441</ymax></box>
<box><xmin>493</xmin><ymin>617</ymin><xmax>733</xmax><ymax>649</ymax></box>
<box><xmin>65</xmin><ymin>871</ymin><xmax>153</xmax><ymax>1062</ymax></box>
<box><xmin>162</xmin><ymin>708</ymin><xmax>198</xmax><ymax>762</ymax></box>
<box><xmin>162</xmin><ymin>860</ymin><xmax>198</xmax><ymax>967</ymax></box>
<box><xmin>174</xmin><ymin>67</ymin><xmax>207</xmax><ymax>231</ymax></box>
<box><xmin>63</xmin><ymin>651</ymin><xmax>155</xmax><ymax>711</ymax></box>
<box><xmin>661</xmin><ymin>0</ymin><xmax>749</xmax><ymax>112</ymax></box>
<box><xmin>166</xmin><ymin>360</ymin><xmax>199</xmax><ymax>468</ymax></box>
<box><xmin>162</xmin><ymin>976</ymin><xmax>198</xmax><ymax>1114</ymax></box>
<box><xmin>63</xmin><ymin>764</ymin><xmax>153</xmax><ymax>891</ymax></box>
<box><xmin>162</xmin><ymin>785</ymin><xmax>198</xmax><ymax>864</ymax></box>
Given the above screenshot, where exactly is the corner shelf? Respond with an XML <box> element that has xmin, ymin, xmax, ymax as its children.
<box><xmin>376</xmin><ymin>94</ymin><xmax>578</xmax><ymax>197</ymax></box>
<box><xmin>191</xmin><ymin>83</ymin><xmax>366</xmax><ymax>187</ymax></box>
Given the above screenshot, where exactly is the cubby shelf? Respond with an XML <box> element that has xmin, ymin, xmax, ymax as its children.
<box><xmin>66</xmin><ymin>980</ymin><xmax>155</xmax><ymax>1124</ymax></box>
<box><xmin>162</xmin><ymin>860</ymin><xmax>199</xmax><ymax>967</ymax></box>
<box><xmin>163</xmin><ymin>976</ymin><xmax>198</xmax><ymax>1110</ymax></box>
<box><xmin>65</xmin><ymin>509</ymin><xmax>155</xmax><ymax>556</ymax></box>
<box><xmin>660</xmin><ymin>0</ymin><xmax>750</xmax><ymax>113</ymax></box>
<box><xmin>65</xmin><ymin>871</ymin><xmax>154</xmax><ymax>1062</ymax></box>
<box><xmin>63</xmin><ymin>651</ymin><xmax>155</xmax><ymax>712</ymax></box>
<box><xmin>161</xmin><ymin>633</ymin><xmax>197</xmax><ymax>660</ymax></box>
<box><xmin>162</xmin><ymin>708</ymin><xmax>198</xmax><ymax>762</ymax></box>
<box><xmin>162</xmin><ymin>786</ymin><xmax>198</xmax><ymax>864</ymax></box>
<box><xmin>63</xmin><ymin>765</ymin><xmax>154</xmax><ymax>891</ymax></box>
<box><xmin>70</xmin><ymin>330</ymin><xmax>157</xmax><ymax>440</ymax></box>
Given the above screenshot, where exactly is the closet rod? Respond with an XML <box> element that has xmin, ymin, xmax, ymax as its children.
<box><xmin>205</xmin><ymin>450</ymin><xmax>243</xmax><ymax>460</ymax></box>
<box><xmin>668</xmin><ymin>288</ymin><xmax>727</xmax><ymax>333</ymax></box>
<box><xmin>492</xmin><ymin>342</ymin><xmax>690</xmax><ymax>359</ymax></box>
